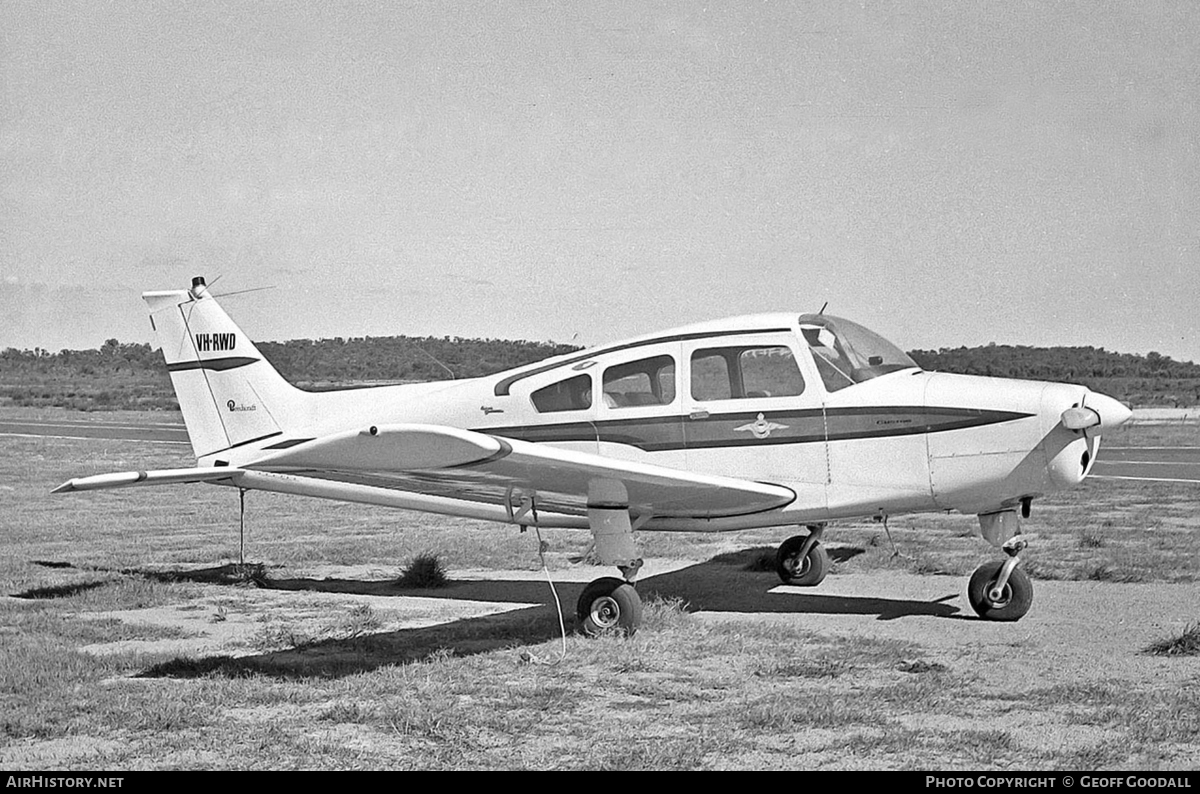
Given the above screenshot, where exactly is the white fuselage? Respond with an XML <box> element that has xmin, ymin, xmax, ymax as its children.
<box><xmin>204</xmin><ymin>313</ymin><xmax>1116</xmax><ymax>533</ymax></box>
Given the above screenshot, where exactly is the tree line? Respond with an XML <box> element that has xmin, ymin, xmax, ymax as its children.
<box><xmin>3</xmin><ymin>336</ymin><xmax>1198</xmax><ymax>410</ymax></box>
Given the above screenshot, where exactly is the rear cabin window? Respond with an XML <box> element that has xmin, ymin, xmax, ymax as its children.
<box><xmin>602</xmin><ymin>355</ymin><xmax>676</xmax><ymax>408</ymax></box>
<box><xmin>691</xmin><ymin>346</ymin><xmax>804</xmax><ymax>401</ymax></box>
<box><xmin>531</xmin><ymin>374</ymin><xmax>593</xmax><ymax>413</ymax></box>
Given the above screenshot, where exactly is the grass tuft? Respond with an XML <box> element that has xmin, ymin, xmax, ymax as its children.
<box><xmin>396</xmin><ymin>553</ymin><xmax>449</xmax><ymax>589</ymax></box>
<box><xmin>895</xmin><ymin>659</ymin><xmax>949</xmax><ymax>674</ymax></box>
<box><xmin>640</xmin><ymin>595</ymin><xmax>693</xmax><ymax>632</ymax></box>
<box><xmin>1144</xmin><ymin>622</ymin><xmax>1200</xmax><ymax>656</ymax></box>
<box><xmin>251</xmin><ymin>620</ymin><xmax>314</xmax><ymax>652</ymax></box>
<box><xmin>754</xmin><ymin>657</ymin><xmax>849</xmax><ymax>679</ymax></box>
<box><xmin>1078</xmin><ymin>527</ymin><xmax>1106</xmax><ymax>548</ymax></box>
<box><xmin>333</xmin><ymin>604</ymin><xmax>383</xmax><ymax>639</ymax></box>
<box><xmin>230</xmin><ymin>562</ymin><xmax>270</xmax><ymax>587</ymax></box>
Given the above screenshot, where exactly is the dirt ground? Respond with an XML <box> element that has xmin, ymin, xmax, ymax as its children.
<box><xmin>72</xmin><ymin>558</ymin><xmax>1197</xmax><ymax>695</ymax></box>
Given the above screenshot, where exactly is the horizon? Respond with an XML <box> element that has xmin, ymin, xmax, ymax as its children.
<box><xmin>6</xmin><ymin>325</ymin><xmax>1197</xmax><ymax>369</ymax></box>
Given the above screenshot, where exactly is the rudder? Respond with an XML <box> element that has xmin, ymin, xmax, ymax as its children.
<box><xmin>144</xmin><ymin>277</ymin><xmax>301</xmax><ymax>461</ymax></box>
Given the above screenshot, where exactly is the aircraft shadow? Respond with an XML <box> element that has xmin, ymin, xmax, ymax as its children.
<box><xmin>127</xmin><ymin>546</ymin><xmax>952</xmax><ymax>625</ymax></box>
<box><xmin>636</xmin><ymin>546</ymin><xmax>958</xmax><ymax>622</ymax></box>
<box><xmin>140</xmin><ymin>603</ymin><xmax>564</xmax><ymax>680</ymax></box>
<box><xmin>21</xmin><ymin>550</ymin><xmax>961</xmax><ymax>680</ymax></box>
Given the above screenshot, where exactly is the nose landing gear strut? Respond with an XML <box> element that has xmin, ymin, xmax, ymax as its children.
<box><xmin>967</xmin><ymin>519</ymin><xmax>1034</xmax><ymax>621</ymax></box>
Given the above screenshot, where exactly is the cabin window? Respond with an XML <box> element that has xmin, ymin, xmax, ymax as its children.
<box><xmin>691</xmin><ymin>346</ymin><xmax>804</xmax><ymax>401</ymax></box>
<box><xmin>531</xmin><ymin>374</ymin><xmax>593</xmax><ymax>413</ymax></box>
<box><xmin>691</xmin><ymin>352</ymin><xmax>732</xmax><ymax>401</ymax></box>
<box><xmin>602</xmin><ymin>355</ymin><xmax>676</xmax><ymax>408</ymax></box>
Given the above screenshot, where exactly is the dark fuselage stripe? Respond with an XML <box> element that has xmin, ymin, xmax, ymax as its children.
<box><xmin>475</xmin><ymin>407</ymin><xmax>1033</xmax><ymax>452</ymax></box>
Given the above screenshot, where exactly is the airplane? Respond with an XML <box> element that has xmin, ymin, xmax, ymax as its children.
<box><xmin>53</xmin><ymin>276</ymin><xmax>1133</xmax><ymax>635</ymax></box>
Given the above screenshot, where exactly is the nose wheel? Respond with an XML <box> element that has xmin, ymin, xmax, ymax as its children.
<box><xmin>967</xmin><ymin>540</ymin><xmax>1034</xmax><ymax>621</ymax></box>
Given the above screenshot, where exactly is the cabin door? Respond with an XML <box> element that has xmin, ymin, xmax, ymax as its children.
<box><xmin>681</xmin><ymin>333</ymin><xmax>828</xmax><ymax>512</ymax></box>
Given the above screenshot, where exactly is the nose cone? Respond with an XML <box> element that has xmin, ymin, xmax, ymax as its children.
<box><xmin>1088</xmin><ymin>392</ymin><xmax>1133</xmax><ymax>433</ymax></box>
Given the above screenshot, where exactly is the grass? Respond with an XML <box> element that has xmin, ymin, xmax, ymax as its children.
<box><xmin>2</xmin><ymin>410</ymin><xmax>1199</xmax><ymax>769</ymax></box>
<box><xmin>396</xmin><ymin>554</ymin><xmax>449</xmax><ymax>589</ymax></box>
<box><xmin>1144</xmin><ymin>623</ymin><xmax>1200</xmax><ymax>657</ymax></box>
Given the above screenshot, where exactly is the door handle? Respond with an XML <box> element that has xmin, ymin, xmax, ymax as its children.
<box><xmin>689</xmin><ymin>409</ymin><xmax>710</xmax><ymax>420</ymax></box>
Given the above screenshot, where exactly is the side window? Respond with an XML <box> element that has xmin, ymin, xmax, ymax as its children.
<box><xmin>602</xmin><ymin>355</ymin><xmax>676</xmax><ymax>408</ymax></box>
<box><xmin>740</xmin><ymin>347</ymin><xmax>804</xmax><ymax>397</ymax></box>
<box><xmin>691</xmin><ymin>346</ymin><xmax>804</xmax><ymax>400</ymax></box>
<box><xmin>691</xmin><ymin>351</ymin><xmax>732</xmax><ymax>401</ymax></box>
<box><xmin>531</xmin><ymin>374</ymin><xmax>592</xmax><ymax>413</ymax></box>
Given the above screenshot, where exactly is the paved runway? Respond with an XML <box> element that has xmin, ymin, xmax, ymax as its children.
<box><xmin>0</xmin><ymin>417</ymin><xmax>190</xmax><ymax>445</ymax></box>
<box><xmin>1090</xmin><ymin>445</ymin><xmax>1200</xmax><ymax>484</ymax></box>
<box><xmin>3</xmin><ymin>416</ymin><xmax>1199</xmax><ymax>484</ymax></box>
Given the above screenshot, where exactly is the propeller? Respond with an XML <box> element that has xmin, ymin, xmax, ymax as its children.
<box><xmin>1060</xmin><ymin>393</ymin><xmax>1133</xmax><ymax>434</ymax></box>
<box><xmin>1061</xmin><ymin>392</ymin><xmax>1133</xmax><ymax>476</ymax></box>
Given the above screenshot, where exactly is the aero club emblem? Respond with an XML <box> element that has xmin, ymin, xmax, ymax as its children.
<box><xmin>735</xmin><ymin>413</ymin><xmax>788</xmax><ymax>440</ymax></box>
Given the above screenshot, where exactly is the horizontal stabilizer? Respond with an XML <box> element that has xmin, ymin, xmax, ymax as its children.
<box><xmin>52</xmin><ymin>467</ymin><xmax>241</xmax><ymax>494</ymax></box>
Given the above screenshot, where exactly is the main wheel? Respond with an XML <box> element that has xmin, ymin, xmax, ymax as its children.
<box><xmin>775</xmin><ymin>535</ymin><xmax>829</xmax><ymax>586</ymax></box>
<box><xmin>577</xmin><ymin>577</ymin><xmax>643</xmax><ymax>636</ymax></box>
<box><xmin>967</xmin><ymin>561</ymin><xmax>1033</xmax><ymax>621</ymax></box>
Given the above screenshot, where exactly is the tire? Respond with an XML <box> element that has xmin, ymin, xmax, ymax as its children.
<box><xmin>577</xmin><ymin>577</ymin><xmax>643</xmax><ymax>636</ymax></box>
<box><xmin>775</xmin><ymin>535</ymin><xmax>829</xmax><ymax>586</ymax></box>
<box><xmin>967</xmin><ymin>561</ymin><xmax>1033</xmax><ymax>621</ymax></box>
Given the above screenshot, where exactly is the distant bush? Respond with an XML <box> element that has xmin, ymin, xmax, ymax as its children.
<box><xmin>910</xmin><ymin>345</ymin><xmax>1200</xmax><ymax>406</ymax></box>
<box><xmin>0</xmin><ymin>335</ymin><xmax>581</xmax><ymax>411</ymax></box>
<box><xmin>4</xmin><ymin>336</ymin><xmax>1197</xmax><ymax>411</ymax></box>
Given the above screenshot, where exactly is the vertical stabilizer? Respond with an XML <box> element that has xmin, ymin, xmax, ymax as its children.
<box><xmin>143</xmin><ymin>277</ymin><xmax>301</xmax><ymax>460</ymax></box>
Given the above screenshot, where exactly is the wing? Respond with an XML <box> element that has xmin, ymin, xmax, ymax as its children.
<box><xmin>52</xmin><ymin>467</ymin><xmax>240</xmax><ymax>493</ymax></box>
<box><xmin>245</xmin><ymin>424</ymin><xmax>796</xmax><ymax>519</ymax></box>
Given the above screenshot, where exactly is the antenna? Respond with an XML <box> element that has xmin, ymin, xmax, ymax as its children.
<box><xmin>211</xmin><ymin>286</ymin><xmax>277</xmax><ymax>299</ymax></box>
<box><xmin>415</xmin><ymin>347</ymin><xmax>455</xmax><ymax>379</ymax></box>
<box><xmin>184</xmin><ymin>274</ymin><xmax>276</xmax><ymax>324</ymax></box>
<box><xmin>818</xmin><ymin>301</ymin><xmax>829</xmax><ymax>315</ymax></box>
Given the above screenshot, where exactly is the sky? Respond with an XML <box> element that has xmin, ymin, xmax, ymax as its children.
<box><xmin>2</xmin><ymin>1</ymin><xmax>1198</xmax><ymax>363</ymax></box>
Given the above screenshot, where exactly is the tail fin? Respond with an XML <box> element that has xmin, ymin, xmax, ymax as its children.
<box><xmin>144</xmin><ymin>277</ymin><xmax>303</xmax><ymax>461</ymax></box>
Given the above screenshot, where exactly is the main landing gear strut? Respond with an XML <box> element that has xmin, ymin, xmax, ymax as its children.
<box><xmin>575</xmin><ymin>481</ymin><xmax>646</xmax><ymax>636</ymax></box>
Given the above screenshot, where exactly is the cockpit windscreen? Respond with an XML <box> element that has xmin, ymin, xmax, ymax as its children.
<box><xmin>798</xmin><ymin>314</ymin><xmax>919</xmax><ymax>392</ymax></box>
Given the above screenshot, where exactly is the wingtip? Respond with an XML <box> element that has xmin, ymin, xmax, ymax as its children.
<box><xmin>50</xmin><ymin>481</ymin><xmax>75</xmax><ymax>494</ymax></box>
